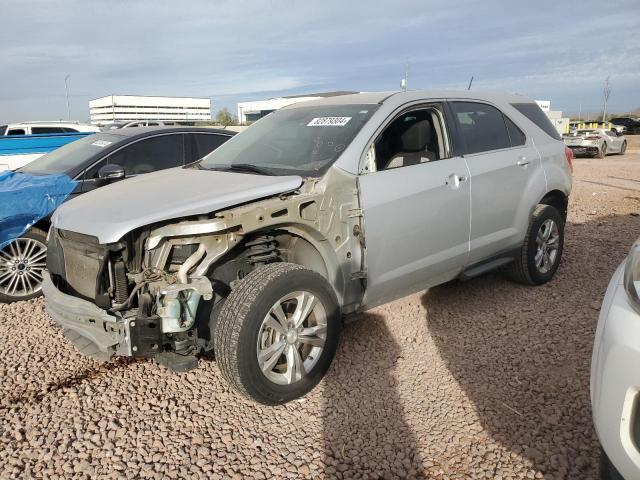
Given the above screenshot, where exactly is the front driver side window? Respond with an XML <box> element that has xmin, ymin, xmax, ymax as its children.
<box><xmin>105</xmin><ymin>134</ymin><xmax>185</xmax><ymax>176</ymax></box>
<box><xmin>373</xmin><ymin>107</ymin><xmax>447</xmax><ymax>171</ymax></box>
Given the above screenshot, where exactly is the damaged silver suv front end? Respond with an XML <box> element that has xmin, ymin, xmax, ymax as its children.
<box><xmin>43</xmin><ymin>168</ymin><xmax>364</xmax><ymax>368</ymax></box>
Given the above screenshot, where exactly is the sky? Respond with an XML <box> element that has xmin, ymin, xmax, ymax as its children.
<box><xmin>1</xmin><ymin>0</ymin><xmax>639</xmax><ymax>123</ymax></box>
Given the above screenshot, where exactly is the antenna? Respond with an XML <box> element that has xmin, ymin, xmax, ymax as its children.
<box><xmin>467</xmin><ymin>76</ymin><xmax>474</xmax><ymax>90</ymax></box>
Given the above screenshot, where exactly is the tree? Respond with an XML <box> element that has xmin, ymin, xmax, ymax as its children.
<box><xmin>216</xmin><ymin>107</ymin><xmax>234</xmax><ymax>126</ymax></box>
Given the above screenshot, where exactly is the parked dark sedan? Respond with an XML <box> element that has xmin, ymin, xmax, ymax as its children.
<box><xmin>0</xmin><ymin>127</ymin><xmax>234</xmax><ymax>302</ymax></box>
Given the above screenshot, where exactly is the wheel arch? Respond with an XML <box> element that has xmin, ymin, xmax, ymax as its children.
<box><xmin>245</xmin><ymin>224</ymin><xmax>348</xmax><ymax>305</ymax></box>
<box><xmin>539</xmin><ymin>190</ymin><xmax>568</xmax><ymax>223</ymax></box>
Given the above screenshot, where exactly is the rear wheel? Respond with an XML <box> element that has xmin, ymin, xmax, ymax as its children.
<box><xmin>0</xmin><ymin>228</ymin><xmax>48</xmax><ymax>303</ymax></box>
<box><xmin>507</xmin><ymin>204</ymin><xmax>564</xmax><ymax>285</ymax></box>
<box><xmin>619</xmin><ymin>141</ymin><xmax>627</xmax><ymax>155</ymax></box>
<box><xmin>598</xmin><ymin>142</ymin><xmax>607</xmax><ymax>158</ymax></box>
<box><xmin>214</xmin><ymin>262</ymin><xmax>341</xmax><ymax>405</ymax></box>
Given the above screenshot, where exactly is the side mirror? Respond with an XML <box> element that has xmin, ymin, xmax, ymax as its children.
<box><xmin>97</xmin><ymin>163</ymin><xmax>125</xmax><ymax>181</ymax></box>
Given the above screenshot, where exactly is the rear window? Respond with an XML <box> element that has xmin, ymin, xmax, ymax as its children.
<box><xmin>511</xmin><ymin>103</ymin><xmax>561</xmax><ymax>140</ymax></box>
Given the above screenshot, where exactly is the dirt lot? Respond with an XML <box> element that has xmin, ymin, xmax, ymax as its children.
<box><xmin>1</xmin><ymin>137</ymin><xmax>639</xmax><ymax>479</ymax></box>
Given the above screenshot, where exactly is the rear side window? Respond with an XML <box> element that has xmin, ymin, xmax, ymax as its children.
<box><xmin>511</xmin><ymin>103</ymin><xmax>561</xmax><ymax>140</ymax></box>
<box><xmin>0</xmin><ymin>125</ymin><xmax>7</xmax><ymax>136</ymax></box>
<box><xmin>7</xmin><ymin>129</ymin><xmax>25</xmax><ymax>135</ymax></box>
<box><xmin>192</xmin><ymin>133</ymin><xmax>229</xmax><ymax>160</ymax></box>
<box><xmin>450</xmin><ymin>102</ymin><xmax>511</xmax><ymax>154</ymax></box>
<box><xmin>106</xmin><ymin>134</ymin><xmax>185</xmax><ymax>175</ymax></box>
<box><xmin>31</xmin><ymin>127</ymin><xmax>66</xmax><ymax>134</ymax></box>
<box><xmin>504</xmin><ymin>116</ymin><xmax>526</xmax><ymax>146</ymax></box>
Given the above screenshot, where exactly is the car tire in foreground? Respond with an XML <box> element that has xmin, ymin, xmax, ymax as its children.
<box><xmin>600</xmin><ymin>448</ymin><xmax>625</xmax><ymax>480</ymax></box>
<box><xmin>214</xmin><ymin>262</ymin><xmax>341</xmax><ymax>405</ymax></box>
<box><xmin>0</xmin><ymin>227</ymin><xmax>48</xmax><ymax>303</ymax></box>
<box><xmin>507</xmin><ymin>204</ymin><xmax>564</xmax><ymax>286</ymax></box>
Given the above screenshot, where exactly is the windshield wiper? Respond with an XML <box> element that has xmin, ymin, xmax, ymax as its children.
<box><xmin>207</xmin><ymin>163</ymin><xmax>273</xmax><ymax>176</ymax></box>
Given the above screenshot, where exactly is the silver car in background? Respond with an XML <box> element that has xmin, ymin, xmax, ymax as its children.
<box><xmin>564</xmin><ymin>128</ymin><xmax>627</xmax><ymax>158</ymax></box>
<box><xmin>592</xmin><ymin>240</ymin><xmax>640</xmax><ymax>480</ymax></box>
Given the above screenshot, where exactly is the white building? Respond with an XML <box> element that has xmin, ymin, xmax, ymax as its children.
<box><xmin>237</xmin><ymin>91</ymin><xmax>358</xmax><ymax>124</ymax></box>
<box><xmin>89</xmin><ymin>95</ymin><xmax>211</xmax><ymax>125</ymax></box>
<box><xmin>536</xmin><ymin>100</ymin><xmax>569</xmax><ymax>135</ymax></box>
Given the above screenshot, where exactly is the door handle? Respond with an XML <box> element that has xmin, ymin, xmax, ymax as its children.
<box><xmin>445</xmin><ymin>173</ymin><xmax>467</xmax><ymax>188</ymax></box>
<box><xmin>517</xmin><ymin>156</ymin><xmax>530</xmax><ymax>167</ymax></box>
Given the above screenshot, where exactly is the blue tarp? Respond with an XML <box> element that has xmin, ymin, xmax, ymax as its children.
<box><xmin>0</xmin><ymin>171</ymin><xmax>78</xmax><ymax>249</ymax></box>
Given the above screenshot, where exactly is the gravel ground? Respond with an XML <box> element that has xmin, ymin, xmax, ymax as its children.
<box><xmin>1</xmin><ymin>138</ymin><xmax>640</xmax><ymax>479</ymax></box>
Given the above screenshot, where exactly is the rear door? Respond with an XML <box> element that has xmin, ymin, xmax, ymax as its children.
<box><xmin>449</xmin><ymin>101</ymin><xmax>545</xmax><ymax>264</ymax></box>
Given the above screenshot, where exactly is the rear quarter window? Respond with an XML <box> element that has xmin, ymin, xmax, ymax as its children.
<box><xmin>511</xmin><ymin>103</ymin><xmax>561</xmax><ymax>141</ymax></box>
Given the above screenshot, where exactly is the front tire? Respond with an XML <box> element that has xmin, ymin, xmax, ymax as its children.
<box><xmin>0</xmin><ymin>227</ymin><xmax>48</xmax><ymax>303</ymax></box>
<box><xmin>507</xmin><ymin>204</ymin><xmax>564</xmax><ymax>285</ymax></box>
<box><xmin>601</xmin><ymin>448</ymin><xmax>624</xmax><ymax>480</ymax></box>
<box><xmin>214</xmin><ymin>262</ymin><xmax>341</xmax><ymax>405</ymax></box>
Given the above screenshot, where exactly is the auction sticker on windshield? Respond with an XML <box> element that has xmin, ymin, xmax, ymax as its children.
<box><xmin>91</xmin><ymin>140</ymin><xmax>112</xmax><ymax>147</ymax></box>
<box><xmin>307</xmin><ymin>117</ymin><xmax>352</xmax><ymax>127</ymax></box>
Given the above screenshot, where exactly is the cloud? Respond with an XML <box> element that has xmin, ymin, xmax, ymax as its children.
<box><xmin>0</xmin><ymin>0</ymin><xmax>638</xmax><ymax>122</ymax></box>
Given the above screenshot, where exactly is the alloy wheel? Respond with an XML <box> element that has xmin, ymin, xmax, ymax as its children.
<box><xmin>535</xmin><ymin>219</ymin><xmax>559</xmax><ymax>274</ymax></box>
<box><xmin>0</xmin><ymin>238</ymin><xmax>48</xmax><ymax>298</ymax></box>
<box><xmin>257</xmin><ymin>290</ymin><xmax>327</xmax><ymax>385</ymax></box>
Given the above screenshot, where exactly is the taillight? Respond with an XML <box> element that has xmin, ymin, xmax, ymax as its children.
<box><xmin>564</xmin><ymin>146</ymin><xmax>574</xmax><ymax>173</ymax></box>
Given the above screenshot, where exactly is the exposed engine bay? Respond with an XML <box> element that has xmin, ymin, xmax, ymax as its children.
<box><xmin>45</xmin><ymin>168</ymin><xmax>365</xmax><ymax>369</ymax></box>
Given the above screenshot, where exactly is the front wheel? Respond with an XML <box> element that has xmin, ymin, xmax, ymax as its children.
<box><xmin>507</xmin><ymin>204</ymin><xmax>564</xmax><ymax>285</ymax></box>
<box><xmin>0</xmin><ymin>228</ymin><xmax>48</xmax><ymax>303</ymax></box>
<box><xmin>214</xmin><ymin>262</ymin><xmax>341</xmax><ymax>405</ymax></box>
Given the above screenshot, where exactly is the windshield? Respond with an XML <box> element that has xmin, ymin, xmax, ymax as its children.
<box><xmin>198</xmin><ymin>104</ymin><xmax>379</xmax><ymax>176</ymax></box>
<box><xmin>19</xmin><ymin>133</ymin><xmax>120</xmax><ymax>175</ymax></box>
<box><xmin>577</xmin><ymin>130</ymin><xmax>598</xmax><ymax>135</ymax></box>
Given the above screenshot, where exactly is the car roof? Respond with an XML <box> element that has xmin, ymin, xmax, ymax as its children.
<box><xmin>282</xmin><ymin>90</ymin><xmax>533</xmax><ymax>109</ymax></box>
<box><xmin>101</xmin><ymin>126</ymin><xmax>236</xmax><ymax>140</ymax></box>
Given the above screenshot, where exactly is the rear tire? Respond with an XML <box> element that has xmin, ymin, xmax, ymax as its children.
<box><xmin>507</xmin><ymin>204</ymin><xmax>564</xmax><ymax>285</ymax></box>
<box><xmin>598</xmin><ymin>142</ymin><xmax>607</xmax><ymax>158</ymax></box>
<box><xmin>214</xmin><ymin>262</ymin><xmax>341</xmax><ymax>405</ymax></box>
<box><xmin>0</xmin><ymin>227</ymin><xmax>48</xmax><ymax>303</ymax></box>
<box><xmin>619</xmin><ymin>141</ymin><xmax>627</xmax><ymax>155</ymax></box>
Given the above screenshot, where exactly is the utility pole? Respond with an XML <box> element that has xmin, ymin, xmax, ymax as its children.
<box><xmin>578</xmin><ymin>103</ymin><xmax>582</xmax><ymax>122</ymax></box>
<box><xmin>64</xmin><ymin>74</ymin><xmax>71</xmax><ymax>121</ymax></box>
<box><xmin>467</xmin><ymin>76</ymin><xmax>474</xmax><ymax>90</ymax></box>
<box><xmin>400</xmin><ymin>59</ymin><xmax>409</xmax><ymax>91</ymax></box>
<box><xmin>602</xmin><ymin>76</ymin><xmax>611</xmax><ymax>122</ymax></box>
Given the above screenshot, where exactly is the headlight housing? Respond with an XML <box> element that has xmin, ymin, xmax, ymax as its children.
<box><xmin>624</xmin><ymin>240</ymin><xmax>640</xmax><ymax>313</ymax></box>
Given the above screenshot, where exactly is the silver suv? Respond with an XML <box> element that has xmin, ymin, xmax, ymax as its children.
<box><xmin>43</xmin><ymin>91</ymin><xmax>573</xmax><ymax>405</ymax></box>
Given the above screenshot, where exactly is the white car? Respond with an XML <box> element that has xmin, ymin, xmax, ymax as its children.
<box><xmin>0</xmin><ymin>122</ymin><xmax>100</xmax><ymax>136</ymax></box>
<box><xmin>563</xmin><ymin>128</ymin><xmax>627</xmax><ymax>158</ymax></box>
<box><xmin>591</xmin><ymin>239</ymin><xmax>640</xmax><ymax>479</ymax></box>
<box><xmin>0</xmin><ymin>122</ymin><xmax>101</xmax><ymax>170</ymax></box>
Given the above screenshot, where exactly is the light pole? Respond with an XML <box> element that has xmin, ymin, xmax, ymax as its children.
<box><xmin>602</xmin><ymin>76</ymin><xmax>611</xmax><ymax>123</ymax></box>
<box><xmin>64</xmin><ymin>74</ymin><xmax>71</xmax><ymax>121</ymax></box>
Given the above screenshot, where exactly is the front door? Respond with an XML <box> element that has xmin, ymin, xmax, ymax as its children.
<box><xmin>358</xmin><ymin>106</ymin><xmax>471</xmax><ymax>309</ymax></box>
